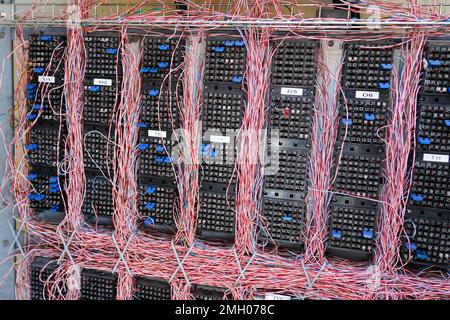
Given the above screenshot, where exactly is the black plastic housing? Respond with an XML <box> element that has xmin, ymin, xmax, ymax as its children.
<box><xmin>80</xmin><ymin>269</ymin><xmax>117</xmax><ymax>300</ymax></box>
<box><xmin>134</xmin><ymin>277</ymin><xmax>171</xmax><ymax>300</ymax></box>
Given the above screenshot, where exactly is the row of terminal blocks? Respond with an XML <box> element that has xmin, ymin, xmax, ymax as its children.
<box><xmin>26</xmin><ymin>33</ymin><xmax>449</xmax><ymax>268</ymax></box>
<box><xmin>31</xmin><ymin>257</ymin><xmax>229</xmax><ymax>300</ymax></box>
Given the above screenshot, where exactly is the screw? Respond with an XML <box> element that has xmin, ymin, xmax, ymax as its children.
<box><xmin>3</xmin><ymin>239</ymin><xmax>10</xmax><ymax>247</ymax></box>
<box><xmin>328</xmin><ymin>40</ymin><xmax>334</xmax><ymax>47</ymax></box>
<box><xmin>0</xmin><ymin>32</ymin><xmax>5</xmax><ymax>39</ymax></box>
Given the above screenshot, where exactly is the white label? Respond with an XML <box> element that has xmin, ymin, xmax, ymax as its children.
<box><xmin>210</xmin><ymin>135</ymin><xmax>230</xmax><ymax>144</ymax></box>
<box><xmin>93</xmin><ymin>78</ymin><xmax>112</xmax><ymax>86</ymax></box>
<box><xmin>265</xmin><ymin>293</ymin><xmax>291</xmax><ymax>300</ymax></box>
<box><xmin>423</xmin><ymin>153</ymin><xmax>449</xmax><ymax>163</ymax></box>
<box><xmin>38</xmin><ymin>76</ymin><xmax>55</xmax><ymax>83</ymax></box>
<box><xmin>148</xmin><ymin>130</ymin><xmax>167</xmax><ymax>138</ymax></box>
<box><xmin>281</xmin><ymin>87</ymin><xmax>303</xmax><ymax>96</ymax></box>
<box><xmin>355</xmin><ymin>90</ymin><xmax>380</xmax><ymax>100</ymax></box>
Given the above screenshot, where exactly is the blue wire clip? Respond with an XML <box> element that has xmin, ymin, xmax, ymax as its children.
<box><xmin>232</xmin><ymin>76</ymin><xmax>242</xmax><ymax>83</ymax></box>
<box><xmin>341</xmin><ymin>118</ymin><xmax>353</xmax><ymax>125</ymax></box>
<box><xmin>137</xmin><ymin>122</ymin><xmax>148</xmax><ymax>128</ymax></box>
<box><xmin>32</xmin><ymin>104</ymin><xmax>44</xmax><ymax>110</ymax></box>
<box><xmin>144</xmin><ymin>202</ymin><xmax>156</xmax><ymax>210</ymax></box>
<box><xmin>39</xmin><ymin>35</ymin><xmax>53</xmax><ymax>42</ymax></box>
<box><xmin>155</xmin><ymin>144</ymin><xmax>165</xmax><ymax>153</ymax></box>
<box><xmin>138</xmin><ymin>143</ymin><xmax>149</xmax><ymax>150</ymax></box>
<box><xmin>106</xmin><ymin>48</ymin><xmax>118</xmax><ymax>54</ymax></box>
<box><xmin>144</xmin><ymin>216</ymin><xmax>155</xmax><ymax>226</ymax></box>
<box><xmin>155</xmin><ymin>156</ymin><xmax>164</xmax><ymax>163</ymax></box>
<box><xmin>405</xmin><ymin>242</ymin><xmax>417</xmax><ymax>251</ymax></box>
<box><xmin>209</xmin><ymin>149</ymin><xmax>218</xmax><ymax>158</ymax></box>
<box><xmin>49</xmin><ymin>176</ymin><xmax>58</xmax><ymax>184</ymax></box>
<box><xmin>214</xmin><ymin>46</ymin><xmax>225</xmax><ymax>53</ymax></box>
<box><xmin>234</xmin><ymin>40</ymin><xmax>244</xmax><ymax>47</ymax></box>
<box><xmin>88</xmin><ymin>85</ymin><xmax>100</xmax><ymax>92</ymax></box>
<box><xmin>282</xmin><ymin>213</ymin><xmax>293</xmax><ymax>222</ymax></box>
<box><xmin>158</xmin><ymin>62</ymin><xmax>169</xmax><ymax>68</ymax></box>
<box><xmin>416</xmin><ymin>250</ymin><xmax>428</xmax><ymax>260</ymax></box>
<box><xmin>224</xmin><ymin>40</ymin><xmax>235</xmax><ymax>47</ymax></box>
<box><xmin>163</xmin><ymin>156</ymin><xmax>173</xmax><ymax>163</ymax></box>
<box><xmin>380</xmin><ymin>63</ymin><xmax>392</xmax><ymax>70</ymax></box>
<box><xmin>444</xmin><ymin>119</ymin><xmax>450</xmax><ymax>127</ymax></box>
<box><xmin>159</xmin><ymin>44</ymin><xmax>170</xmax><ymax>51</ymax></box>
<box><xmin>28</xmin><ymin>193</ymin><xmax>45</xmax><ymax>201</ymax></box>
<box><xmin>27</xmin><ymin>173</ymin><xmax>38</xmax><ymax>181</ymax></box>
<box><xmin>418</xmin><ymin>137</ymin><xmax>431</xmax><ymax>145</ymax></box>
<box><xmin>149</xmin><ymin>89</ymin><xmax>160</xmax><ymax>96</ymax></box>
<box><xmin>428</xmin><ymin>60</ymin><xmax>443</xmax><ymax>67</ymax></box>
<box><xmin>410</xmin><ymin>193</ymin><xmax>424</xmax><ymax>202</ymax></box>
<box><xmin>26</xmin><ymin>144</ymin><xmax>38</xmax><ymax>151</ymax></box>
<box><xmin>145</xmin><ymin>186</ymin><xmax>156</xmax><ymax>194</ymax></box>
<box><xmin>27</xmin><ymin>114</ymin><xmax>38</xmax><ymax>121</ymax></box>
<box><xmin>331</xmin><ymin>229</ymin><xmax>342</xmax><ymax>239</ymax></box>
<box><xmin>49</xmin><ymin>205</ymin><xmax>60</xmax><ymax>213</ymax></box>
<box><xmin>34</xmin><ymin>67</ymin><xmax>45</xmax><ymax>74</ymax></box>
<box><xmin>364</xmin><ymin>113</ymin><xmax>376</xmax><ymax>121</ymax></box>
<box><xmin>378</xmin><ymin>82</ymin><xmax>390</xmax><ymax>89</ymax></box>
<box><xmin>362</xmin><ymin>228</ymin><xmax>374</xmax><ymax>239</ymax></box>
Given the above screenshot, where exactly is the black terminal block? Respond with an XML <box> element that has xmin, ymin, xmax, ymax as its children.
<box><xmin>193</xmin><ymin>284</ymin><xmax>229</xmax><ymax>300</ymax></box>
<box><xmin>138</xmin><ymin>131</ymin><xmax>177</xmax><ymax>179</ymax></box>
<box><xmin>416</xmin><ymin>103</ymin><xmax>450</xmax><ymax>153</ymax></box>
<box><xmin>338</xmin><ymin>98</ymin><xmax>388</xmax><ymax>145</ymax></box>
<box><xmin>342</xmin><ymin>42</ymin><xmax>393</xmax><ymax>91</ymax></box>
<box><xmin>27</xmin><ymin>122</ymin><xmax>66</xmax><ymax>169</ymax></box>
<box><xmin>269</xmin><ymin>93</ymin><xmax>313</xmax><ymax>141</ymax></box>
<box><xmin>422</xmin><ymin>44</ymin><xmax>450</xmax><ymax>96</ymax></box>
<box><xmin>140</xmin><ymin>82</ymin><xmax>180</xmax><ymax>130</ymax></box>
<box><xmin>83</xmin><ymin>126</ymin><xmax>114</xmax><ymax>173</ymax></box>
<box><xmin>28</xmin><ymin>34</ymin><xmax>66</xmax><ymax>77</ymax></box>
<box><xmin>81</xmin><ymin>269</ymin><xmax>117</xmax><ymax>300</ymax></box>
<box><xmin>265</xmin><ymin>141</ymin><xmax>309</xmax><ymax>193</ymax></box>
<box><xmin>334</xmin><ymin>145</ymin><xmax>384</xmax><ymax>199</ymax></box>
<box><xmin>82</xmin><ymin>174</ymin><xmax>114</xmax><ymax>222</ymax></box>
<box><xmin>27</xmin><ymin>168</ymin><xmax>65</xmax><ymax>213</ymax></box>
<box><xmin>134</xmin><ymin>277</ymin><xmax>171</xmax><ymax>300</ymax></box>
<box><xmin>31</xmin><ymin>257</ymin><xmax>62</xmax><ymax>300</ymax></box>
<box><xmin>204</xmin><ymin>38</ymin><xmax>246</xmax><ymax>84</ymax></box>
<box><xmin>402</xmin><ymin>208</ymin><xmax>449</xmax><ymax>267</ymax></box>
<box><xmin>328</xmin><ymin>196</ymin><xmax>378</xmax><ymax>260</ymax></box>
<box><xmin>138</xmin><ymin>177</ymin><xmax>177</xmax><ymax>232</ymax></box>
<box><xmin>83</xmin><ymin>77</ymin><xmax>120</xmax><ymax>125</ymax></box>
<box><xmin>141</xmin><ymin>36</ymin><xmax>185</xmax><ymax>81</ymax></box>
<box><xmin>201</xmin><ymin>136</ymin><xmax>237</xmax><ymax>185</ymax></box>
<box><xmin>409</xmin><ymin>158</ymin><xmax>450</xmax><ymax>210</ymax></box>
<box><xmin>261</xmin><ymin>190</ymin><xmax>305</xmax><ymax>249</ymax></box>
<box><xmin>271</xmin><ymin>40</ymin><xmax>317</xmax><ymax>88</ymax></box>
<box><xmin>197</xmin><ymin>183</ymin><xmax>235</xmax><ymax>240</ymax></box>
<box><xmin>84</xmin><ymin>34</ymin><xmax>121</xmax><ymax>78</ymax></box>
<box><xmin>202</xmin><ymin>84</ymin><xmax>245</xmax><ymax>134</ymax></box>
<box><xmin>26</xmin><ymin>79</ymin><xmax>65</xmax><ymax>124</ymax></box>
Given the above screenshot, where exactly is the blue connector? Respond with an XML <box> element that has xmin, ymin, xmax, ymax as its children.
<box><xmin>106</xmin><ymin>48</ymin><xmax>118</xmax><ymax>54</ymax></box>
<box><xmin>341</xmin><ymin>118</ymin><xmax>353</xmax><ymax>125</ymax></box>
<box><xmin>380</xmin><ymin>63</ymin><xmax>392</xmax><ymax>70</ymax></box>
<box><xmin>428</xmin><ymin>59</ymin><xmax>443</xmax><ymax>67</ymax></box>
<box><xmin>145</xmin><ymin>186</ymin><xmax>156</xmax><ymax>194</ymax></box>
<box><xmin>416</xmin><ymin>250</ymin><xmax>428</xmax><ymax>260</ymax></box>
<box><xmin>158</xmin><ymin>62</ymin><xmax>169</xmax><ymax>68</ymax></box>
<box><xmin>364</xmin><ymin>113</ymin><xmax>376</xmax><ymax>121</ymax></box>
<box><xmin>137</xmin><ymin>122</ymin><xmax>148</xmax><ymax>128</ymax></box>
<box><xmin>26</xmin><ymin>83</ymin><xmax>37</xmax><ymax>90</ymax></box>
<box><xmin>214</xmin><ymin>46</ymin><xmax>225</xmax><ymax>53</ymax></box>
<box><xmin>411</xmin><ymin>193</ymin><xmax>424</xmax><ymax>202</ymax></box>
<box><xmin>201</xmin><ymin>143</ymin><xmax>210</xmax><ymax>156</ymax></box>
<box><xmin>234</xmin><ymin>40</ymin><xmax>244</xmax><ymax>47</ymax></box>
<box><xmin>232</xmin><ymin>76</ymin><xmax>242</xmax><ymax>83</ymax></box>
<box><xmin>418</xmin><ymin>137</ymin><xmax>431</xmax><ymax>145</ymax></box>
<box><xmin>27</xmin><ymin>114</ymin><xmax>38</xmax><ymax>121</ymax></box>
<box><xmin>405</xmin><ymin>242</ymin><xmax>417</xmax><ymax>251</ymax></box>
<box><xmin>155</xmin><ymin>144</ymin><xmax>165</xmax><ymax>153</ymax></box>
<box><xmin>140</xmin><ymin>67</ymin><xmax>150</xmax><ymax>73</ymax></box>
<box><xmin>39</xmin><ymin>35</ymin><xmax>53</xmax><ymax>42</ymax></box>
<box><xmin>88</xmin><ymin>85</ymin><xmax>100</xmax><ymax>92</ymax></box>
<box><xmin>149</xmin><ymin>67</ymin><xmax>159</xmax><ymax>74</ymax></box>
<box><xmin>32</xmin><ymin>104</ymin><xmax>44</xmax><ymax>110</ymax></box>
<box><xmin>163</xmin><ymin>156</ymin><xmax>172</xmax><ymax>163</ymax></box>
<box><xmin>138</xmin><ymin>143</ymin><xmax>149</xmax><ymax>150</ymax></box>
<box><xmin>444</xmin><ymin>119</ymin><xmax>450</xmax><ymax>127</ymax></box>
<box><xmin>49</xmin><ymin>187</ymin><xmax>60</xmax><ymax>193</ymax></box>
<box><xmin>282</xmin><ymin>213</ymin><xmax>293</xmax><ymax>222</ymax></box>
<box><xmin>143</xmin><ymin>216</ymin><xmax>155</xmax><ymax>226</ymax></box>
<box><xmin>331</xmin><ymin>229</ymin><xmax>342</xmax><ymax>239</ymax></box>
<box><xmin>155</xmin><ymin>156</ymin><xmax>164</xmax><ymax>163</ymax></box>
<box><xmin>27</xmin><ymin>173</ymin><xmax>38</xmax><ymax>181</ymax></box>
<box><xmin>49</xmin><ymin>205</ymin><xmax>60</xmax><ymax>213</ymax></box>
<box><xmin>379</xmin><ymin>82</ymin><xmax>390</xmax><ymax>89</ymax></box>
<box><xmin>149</xmin><ymin>89</ymin><xmax>160</xmax><ymax>96</ymax></box>
<box><xmin>26</xmin><ymin>93</ymin><xmax>36</xmax><ymax>100</ymax></box>
<box><xmin>209</xmin><ymin>149</ymin><xmax>218</xmax><ymax>158</ymax></box>
<box><xmin>28</xmin><ymin>193</ymin><xmax>45</xmax><ymax>202</ymax></box>
<box><xmin>49</xmin><ymin>176</ymin><xmax>58</xmax><ymax>184</ymax></box>
<box><xmin>144</xmin><ymin>202</ymin><xmax>156</xmax><ymax>210</ymax></box>
<box><xmin>224</xmin><ymin>40</ymin><xmax>235</xmax><ymax>47</ymax></box>
<box><xmin>26</xmin><ymin>144</ymin><xmax>38</xmax><ymax>151</ymax></box>
<box><xmin>362</xmin><ymin>228</ymin><xmax>374</xmax><ymax>239</ymax></box>
<box><xmin>34</xmin><ymin>67</ymin><xmax>45</xmax><ymax>74</ymax></box>
<box><xmin>159</xmin><ymin>44</ymin><xmax>170</xmax><ymax>51</ymax></box>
